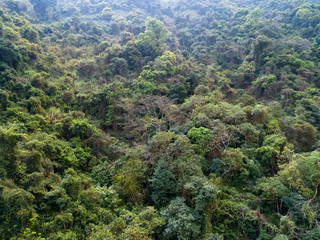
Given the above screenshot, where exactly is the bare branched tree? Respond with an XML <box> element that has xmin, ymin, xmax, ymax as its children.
<box><xmin>210</xmin><ymin>122</ymin><xmax>236</xmax><ymax>178</ymax></box>
<box><xmin>118</xmin><ymin>95</ymin><xmax>187</xmax><ymax>143</ymax></box>
<box><xmin>139</xmin><ymin>95</ymin><xmax>172</xmax><ymax>133</ymax></box>
<box><xmin>117</xmin><ymin>97</ymin><xmax>148</xmax><ymax>140</ymax></box>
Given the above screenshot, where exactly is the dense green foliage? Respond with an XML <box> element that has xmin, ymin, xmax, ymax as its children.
<box><xmin>1</xmin><ymin>0</ymin><xmax>320</xmax><ymax>239</ymax></box>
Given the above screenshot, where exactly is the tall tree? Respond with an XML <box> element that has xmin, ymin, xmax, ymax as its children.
<box><xmin>137</xmin><ymin>17</ymin><xmax>168</xmax><ymax>59</ymax></box>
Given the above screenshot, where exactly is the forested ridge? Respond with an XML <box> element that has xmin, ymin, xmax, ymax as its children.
<box><xmin>0</xmin><ymin>0</ymin><xmax>320</xmax><ymax>239</ymax></box>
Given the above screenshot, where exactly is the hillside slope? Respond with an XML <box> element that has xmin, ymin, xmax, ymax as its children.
<box><xmin>0</xmin><ymin>0</ymin><xmax>320</xmax><ymax>239</ymax></box>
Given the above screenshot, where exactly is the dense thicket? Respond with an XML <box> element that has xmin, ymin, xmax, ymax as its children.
<box><xmin>0</xmin><ymin>0</ymin><xmax>320</xmax><ymax>239</ymax></box>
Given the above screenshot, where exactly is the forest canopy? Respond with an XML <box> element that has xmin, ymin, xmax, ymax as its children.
<box><xmin>1</xmin><ymin>0</ymin><xmax>320</xmax><ymax>239</ymax></box>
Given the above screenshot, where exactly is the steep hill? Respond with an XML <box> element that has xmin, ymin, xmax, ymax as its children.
<box><xmin>0</xmin><ymin>0</ymin><xmax>320</xmax><ymax>239</ymax></box>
